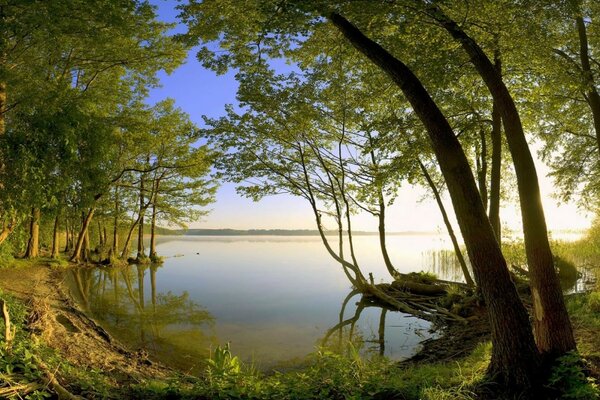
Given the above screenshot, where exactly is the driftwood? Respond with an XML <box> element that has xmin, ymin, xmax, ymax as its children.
<box><xmin>390</xmin><ymin>279</ymin><xmax>448</xmax><ymax>296</ymax></box>
<box><xmin>1</xmin><ymin>298</ymin><xmax>13</xmax><ymax>348</ymax></box>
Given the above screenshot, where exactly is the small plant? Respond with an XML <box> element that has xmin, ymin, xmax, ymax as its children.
<box><xmin>207</xmin><ymin>343</ymin><xmax>241</xmax><ymax>377</ymax></box>
<box><xmin>546</xmin><ymin>351</ymin><xmax>600</xmax><ymax>399</ymax></box>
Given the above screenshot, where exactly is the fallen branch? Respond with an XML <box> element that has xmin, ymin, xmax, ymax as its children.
<box><xmin>0</xmin><ymin>298</ymin><xmax>13</xmax><ymax>349</ymax></box>
<box><xmin>32</xmin><ymin>355</ymin><xmax>85</xmax><ymax>400</ymax></box>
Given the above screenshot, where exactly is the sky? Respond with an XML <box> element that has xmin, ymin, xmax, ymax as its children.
<box><xmin>145</xmin><ymin>0</ymin><xmax>591</xmax><ymax>233</ymax></box>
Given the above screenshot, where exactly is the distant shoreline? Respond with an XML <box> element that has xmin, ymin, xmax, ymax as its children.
<box><xmin>181</xmin><ymin>229</ymin><xmax>436</xmax><ymax>236</ymax></box>
<box><xmin>157</xmin><ymin>228</ymin><xmax>587</xmax><ymax>237</ymax></box>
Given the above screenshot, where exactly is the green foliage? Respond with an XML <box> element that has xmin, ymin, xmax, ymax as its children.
<box><xmin>207</xmin><ymin>343</ymin><xmax>242</xmax><ymax>377</ymax></box>
<box><xmin>546</xmin><ymin>351</ymin><xmax>600</xmax><ymax>399</ymax></box>
<box><xmin>405</xmin><ymin>271</ymin><xmax>438</xmax><ymax>284</ymax></box>
<box><xmin>0</xmin><ymin>242</ymin><xmax>15</xmax><ymax>267</ymax></box>
<box><xmin>589</xmin><ymin>292</ymin><xmax>600</xmax><ymax>313</ymax></box>
<box><xmin>0</xmin><ymin>292</ymin><xmax>52</xmax><ymax>399</ymax></box>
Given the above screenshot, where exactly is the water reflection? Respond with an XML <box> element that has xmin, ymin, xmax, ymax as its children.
<box><xmin>67</xmin><ymin>265</ymin><xmax>215</xmax><ymax>375</ymax></box>
<box><xmin>322</xmin><ymin>290</ymin><xmax>433</xmax><ymax>360</ymax></box>
<box><xmin>65</xmin><ymin>235</ymin><xmax>592</xmax><ymax>375</ymax></box>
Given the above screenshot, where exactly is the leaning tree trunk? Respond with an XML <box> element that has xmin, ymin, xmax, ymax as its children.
<box><xmin>24</xmin><ymin>208</ymin><xmax>40</xmax><ymax>259</ymax></box>
<box><xmin>70</xmin><ymin>207</ymin><xmax>95</xmax><ymax>263</ymax></box>
<box><xmin>120</xmin><ymin>215</ymin><xmax>141</xmax><ymax>260</ymax></box>
<box><xmin>419</xmin><ymin>161</ymin><xmax>474</xmax><ymax>286</ymax></box>
<box><xmin>429</xmin><ymin>4</ymin><xmax>576</xmax><ymax>357</ymax></box>
<box><xmin>51</xmin><ymin>214</ymin><xmax>60</xmax><ymax>259</ymax></box>
<box><xmin>329</xmin><ymin>13</ymin><xmax>540</xmax><ymax>389</ymax></box>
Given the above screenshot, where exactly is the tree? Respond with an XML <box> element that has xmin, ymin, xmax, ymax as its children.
<box><xmin>422</xmin><ymin>0</ymin><xmax>575</xmax><ymax>357</ymax></box>
<box><xmin>178</xmin><ymin>0</ymin><xmax>562</xmax><ymax>390</ymax></box>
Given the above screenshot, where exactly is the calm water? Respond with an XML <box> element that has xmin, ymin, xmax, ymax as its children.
<box><xmin>64</xmin><ymin>234</ymin><xmax>475</xmax><ymax>374</ymax></box>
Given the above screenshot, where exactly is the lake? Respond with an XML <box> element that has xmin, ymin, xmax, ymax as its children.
<box><xmin>63</xmin><ymin>234</ymin><xmax>484</xmax><ymax>374</ymax></box>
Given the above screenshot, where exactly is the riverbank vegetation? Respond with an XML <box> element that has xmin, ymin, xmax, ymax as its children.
<box><xmin>2</xmin><ymin>0</ymin><xmax>600</xmax><ymax>398</ymax></box>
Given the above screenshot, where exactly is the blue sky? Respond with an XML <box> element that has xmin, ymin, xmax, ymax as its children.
<box><xmin>145</xmin><ymin>0</ymin><xmax>590</xmax><ymax>232</ymax></box>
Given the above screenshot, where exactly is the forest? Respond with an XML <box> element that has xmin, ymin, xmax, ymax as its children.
<box><xmin>1</xmin><ymin>0</ymin><xmax>600</xmax><ymax>399</ymax></box>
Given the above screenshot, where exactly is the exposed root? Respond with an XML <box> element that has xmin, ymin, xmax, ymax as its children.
<box><xmin>33</xmin><ymin>355</ymin><xmax>85</xmax><ymax>400</ymax></box>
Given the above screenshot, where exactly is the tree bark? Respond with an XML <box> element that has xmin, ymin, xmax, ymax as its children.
<box><xmin>136</xmin><ymin>173</ymin><xmax>146</xmax><ymax>260</ymax></box>
<box><xmin>70</xmin><ymin>208</ymin><xmax>95</xmax><ymax>263</ymax></box>
<box><xmin>150</xmin><ymin>196</ymin><xmax>158</xmax><ymax>260</ymax></box>
<box><xmin>418</xmin><ymin>161</ymin><xmax>474</xmax><ymax>286</ymax></box>
<box><xmin>82</xmin><ymin>215</ymin><xmax>91</xmax><ymax>262</ymax></box>
<box><xmin>64</xmin><ymin>217</ymin><xmax>70</xmax><ymax>253</ymax></box>
<box><xmin>488</xmin><ymin>54</ymin><xmax>502</xmax><ymax>243</ymax></box>
<box><xmin>0</xmin><ymin>218</ymin><xmax>16</xmax><ymax>246</ymax></box>
<box><xmin>576</xmin><ymin>16</ymin><xmax>600</xmax><ymax>154</ymax></box>
<box><xmin>476</xmin><ymin>128</ymin><xmax>488</xmax><ymax>211</ymax></box>
<box><xmin>377</xmin><ymin>194</ymin><xmax>400</xmax><ymax>278</ymax></box>
<box><xmin>0</xmin><ymin>81</ymin><xmax>6</xmax><ymax>136</ymax></box>
<box><xmin>97</xmin><ymin>220</ymin><xmax>103</xmax><ymax>248</ymax></box>
<box><xmin>112</xmin><ymin>186</ymin><xmax>120</xmax><ymax>257</ymax></box>
<box><xmin>24</xmin><ymin>208</ymin><xmax>40</xmax><ymax>259</ymax></box>
<box><xmin>428</xmin><ymin>4</ymin><xmax>576</xmax><ymax>357</ymax></box>
<box><xmin>328</xmin><ymin>12</ymin><xmax>540</xmax><ymax>388</ymax></box>
<box><xmin>51</xmin><ymin>214</ymin><xmax>60</xmax><ymax>259</ymax></box>
<box><xmin>120</xmin><ymin>215</ymin><xmax>141</xmax><ymax>260</ymax></box>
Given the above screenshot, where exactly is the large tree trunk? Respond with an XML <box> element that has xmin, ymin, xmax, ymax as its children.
<box><xmin>51</xmin><ymin>214</ymin><xmax>60</xmax><ymax>259</ymax></box>
<box><xmin>419</xmin><ymin>161</ymin><xmax>474</xmax><ymax>286</ymax></box>
<box><xmin>70</xmin><ymin>207</ymin><xmax>95</xmax><ymax>263</ymax></box>
<box><xmin>329</xmin><ymin>13</ymin><xmax>540</xmax><ymax>389</ymax></box>
<box><xmin>429</xmin><ymin>4</ymin><xmax>575</xmax><ymax>357</ymax></box>
<box><xmin>24</xmin><ymin>208</ymin><xmax>40</xmax><ymax>259</ymax></box>
<box><xmin>576</xmin><ymin>16</ymin><xmax>600</xmax><ymax>153</ymax></box>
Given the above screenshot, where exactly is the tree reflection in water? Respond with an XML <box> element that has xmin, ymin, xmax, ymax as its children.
<box><xmin>322</xmin><ymin>290</ymin><xmax>431</xmax><ymax>360</ymax></box>
<box><xmin>67</xmin><ymin>264</ymin><xmax>215</xmax><ymax>375</ymax></box>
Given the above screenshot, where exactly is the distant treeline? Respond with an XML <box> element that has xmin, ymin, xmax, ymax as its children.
<box><xmin>177</xmin><ymin>229</ymin><xmax>437</xmax><ymax>236</ymax></box>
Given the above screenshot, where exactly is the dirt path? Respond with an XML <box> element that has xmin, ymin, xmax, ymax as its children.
<box><xmin>0</xmin><ymin>263</ymin><xmax>175</xmax><ymax>394</ymax></box>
